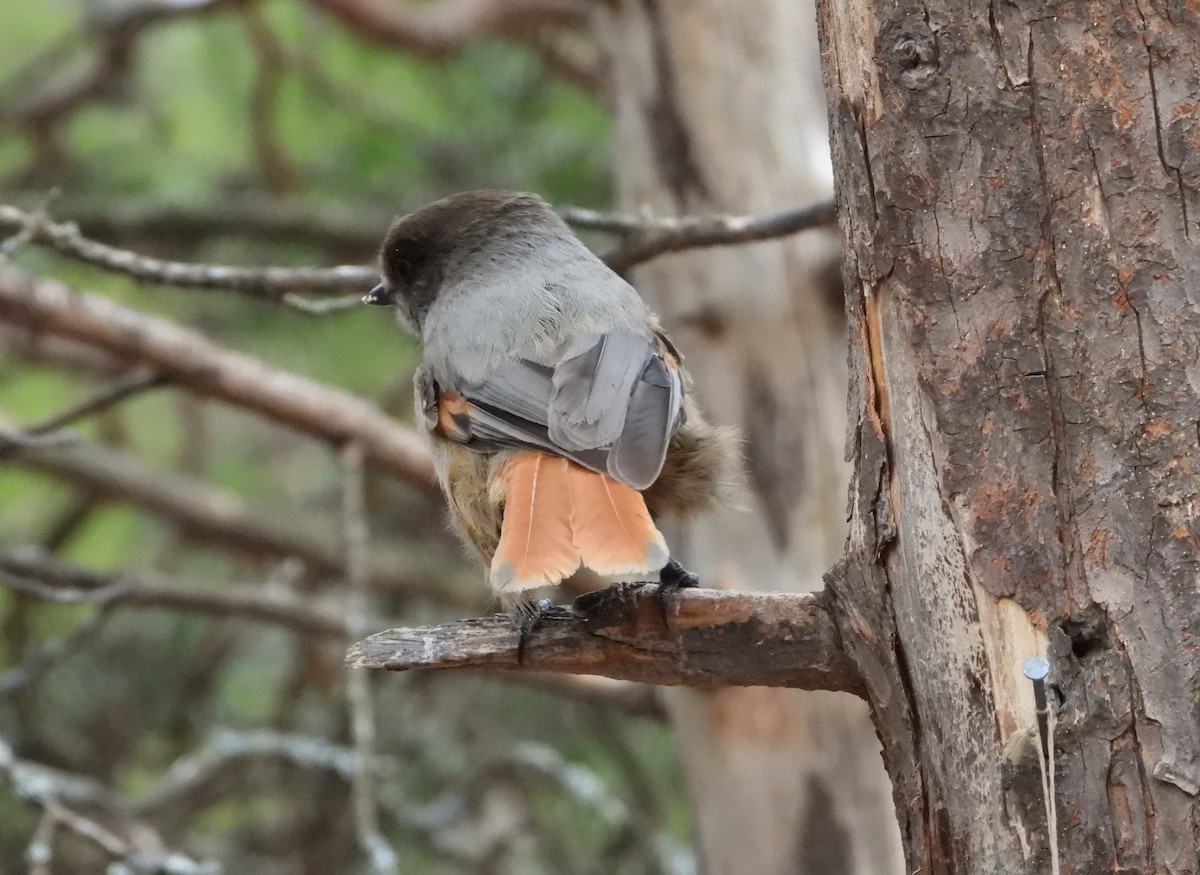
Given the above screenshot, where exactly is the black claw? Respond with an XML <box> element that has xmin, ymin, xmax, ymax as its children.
<box><xmin>657</xmin><ymin>558</ymin><xmax>700</xmax><ymax>629</ymax></box>
<box><xmin>512</xmin><ymin>598</ymin><xmax>554</xmax><ymax>665</ymax></box>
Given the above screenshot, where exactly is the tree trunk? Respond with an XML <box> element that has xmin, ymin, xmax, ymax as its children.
<box><xmin>597</xmin><ymin>3</ymin><xmax>904</xmax><ymax>873</ymax></box>
<box><xmin>817</xmin><ymin>0</ymin><xmax>1200</xmax><ymax>870</ymax></box>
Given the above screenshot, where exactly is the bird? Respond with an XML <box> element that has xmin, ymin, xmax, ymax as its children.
<box><xmin>364</xmin><ymin>190</ymin><xmax>733</xmax><ymax>615</ymax></box>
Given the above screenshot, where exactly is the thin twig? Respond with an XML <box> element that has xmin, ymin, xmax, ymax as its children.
<box><xmin>302</xmin><ymin>0</ymin><xmax>598</xmax><ymax>91</ymax></box>
<box><xmin>25</xmin><ymin>809</ymin><xmax>56</xmax><ymax>875</ymax></box>
<box><xmin>25</xmin><ymin>368</ymin><xmax>166</xmax><ymax>435</ymax></box>
<box><xmin>0</xmin><ymin>204</ymin><xmax>375</xmax><ymax>301</ymax></box>
<box><xmin>0</xmin><ymin>582</ymin><xmax>116</xmax><ymax>700</ymax></box>
<box><xmin>0</xmin><ymin>735</ymin><xmax>219</xmax><ymax>874</ymax></box>
<box><xmin>0</xmin><ymin>554</ymin><xmax>352</xmax><ymax>638</ymax></box>
<box><xmin>134</xmin><ymin>726</ymin><xmax>391</xmax><ymax>815</ymax></box>
<box><xmin>343</xmin><ymin>442</ymin><xmax>399</xmax><ymax>873</ymax></box>
<box><xmin>597</xmin><ymin>199</ymin><xmax>839</xmax><ymax>273</ymax></box>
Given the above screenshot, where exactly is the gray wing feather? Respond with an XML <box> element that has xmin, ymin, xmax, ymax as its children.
<box><xmin>443</xmin><ymin>332</ymin><xmax>682</xmax><ymax>489</ymax></box>
<box><xmin>609</xmin><ymin>356</ymin><xmax>681</xmax><ymax>489</ymax></box>
<box><xmin>549</xmin><ymin>333</ymin><xmax>648</xmax><ymax>451</ymax></box>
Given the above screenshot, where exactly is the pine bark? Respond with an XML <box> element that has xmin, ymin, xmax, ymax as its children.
<box><xmin>817</xmin><ymin>0</ymin><xmax>1200</xmax><ymax>871</ymax></box>
<box><xmin>598</xmin><ymin>2</ymin><xmax>904</xmax><ymax>872</ymax></box>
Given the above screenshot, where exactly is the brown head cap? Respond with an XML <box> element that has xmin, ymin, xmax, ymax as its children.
<box><xmin>367</xmin><ymin>190</ymin><xmax>555</xmax><ymax>328</ymax></box>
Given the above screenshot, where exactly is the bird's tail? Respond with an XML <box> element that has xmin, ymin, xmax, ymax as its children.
<box><xmin>489</xmin><ymin>451</ymin><xmax>668</xmax><ymax>594</ymax></box>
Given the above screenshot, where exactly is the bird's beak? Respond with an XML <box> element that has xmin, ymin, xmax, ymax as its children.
<box><xmin>363</xmin><ymin>283</ymin><xmax>395</xmax><ymax>306</ymax></box>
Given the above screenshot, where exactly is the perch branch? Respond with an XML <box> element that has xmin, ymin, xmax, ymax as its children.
<box><xmin>348</xmin><ymin>585</ymin><xmax>865</xmax><ymax>694</ymax></box>
<box><xmin>0</xmin><ymin>264</ymin><xmax>438</xmax><ymax>494</ymax></box>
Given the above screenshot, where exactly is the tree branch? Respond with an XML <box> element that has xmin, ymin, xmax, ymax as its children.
<box><xmin>0</xmin><ymin>199</ymin><xmax>838</xmax><ymax>301</ymax></box>
<box><xmin>24</xmin><ymin>368</ymin><xmax>166</xmax><ymax>435</ymax></box>
<box><xmin>348</xmin><ymin>585</ymin><xmax>865</xmax><ymax>694</ymax></box>
<box><xmin>0</xmin><ymin>205</ymin><xmax>375</xmax><ymax>300</ymax></box>
<box><xmin>0</xmin><ymin>550</ymin><xmax>353</xmax><ymax>638</ymax></box>
<box><xmin>0</xmin><ymin>264</ymin><xmax>438</xmax><ymax>494</ymax></box>
<box><xmin>303</xmin><ymin>0</ymin><xmax>599</xmax><ymax>92</ymax></box>
<box><xmin>587</xmin><ymin>199</ymin><xmax>839</xmax><ymax>273</ymax></box>
<box><xmin>3</xmin><ymin>437</ymin><xmax>472</xmax><ymax>603</ymax></box>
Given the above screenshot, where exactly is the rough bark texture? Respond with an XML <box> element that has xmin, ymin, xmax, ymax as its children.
<box><xmin>817</xmin><ymin>0</ymin><xmax>1200</xmax><ymax>871</ymax></box>
<box><xmin>348</xmin><ymin>586</ymin><xmax>865</xmax><ymax>693</ymax></box>
<box><xmin>598</xmin><ymin>3</ymin><xmax>904</xmax><ymax>873</ymax></box>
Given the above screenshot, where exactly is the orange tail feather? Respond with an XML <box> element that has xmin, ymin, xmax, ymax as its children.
<box><xmin>490</xmin><ymin>452</ymin><xmax>580</xmax><ymax>593</ymax></box>
<box><xmin>567</xmin><ymin>464</ymin><xmax>669</xmax><ymax>579</ymax></box>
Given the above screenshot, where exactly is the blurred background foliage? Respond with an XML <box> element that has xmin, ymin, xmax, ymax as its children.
<box><xmin>0</xmin><ymin>2</ymin><xmax>691</xmax><ymax>872</ymax></box>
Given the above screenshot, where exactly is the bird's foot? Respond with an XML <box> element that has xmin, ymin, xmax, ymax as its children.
<box><xmin>510</xmin><ymin>597</ymin><xmax>555</xmax><ymax>666</ymax></box>
<box><xmin>657</xmin><ymin>558</ymin><xmax>700</xmax><ymax>629</ymax></box>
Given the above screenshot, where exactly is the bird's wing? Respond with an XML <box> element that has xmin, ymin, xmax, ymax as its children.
<box><xmin>428</xmin><ymin>331</ymin><xmax>684</xmax><ymax>490</ymax></box>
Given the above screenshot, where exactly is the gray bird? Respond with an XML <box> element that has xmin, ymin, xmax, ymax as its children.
<box><xmin>365</xmin><ymin>190</ymin><xmax>733</xmax><ymax>600</ymax></box>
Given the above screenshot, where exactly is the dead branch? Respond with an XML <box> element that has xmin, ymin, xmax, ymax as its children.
<box><xmin>0</xmin><ymin>550</ymin><xmax>352</xmax><ymax>638</ymax></box>
<box><xmin>241</xmin><ymin>6</ymin><xmax>301</xmax><ymax>194</ymax></box>
<box><xmin>0</xmin><ymin>205</ymin><xmax>375</xmax><ymax>300</ymax></box>
<box><xmin>590</xmin><ymin>199</ymin><xmax>839</xmax><ymax>273</ymax></box>
<box><xmin>304</xmin><ymin>0</ymin><xmax>598</xmax><ymax>90</ymax></box>
<box><xmin>25</xmin><ymin>368</ymin><xmax>166</xmax><ymax>435</ymax></box>
<box><xmin>0</xmin><ymin>735</ymin><xmax>217</xmax><ymax>874</ymax></box>
<box><xmin>0</xmin><ymin>199</ymin><xmax>838</xmax><ymax>302</ymax></box>
<box><xmin>3</xmin><ymin>437</ymin><xmax>473</xmax><ymax>603</ymax></box>
<box><xmin>0</xmin><ymin>425</ymin><xmax>78</xmax><ymax>452</ymax></box>
<box><xmin>7</xmin><ymin>196</ymin><xmax>389</xmax><ymax>254</ymax></box>
<box><xmin>0</xmin><ymin>264</ymin><xmax>438</xmax><ymax>494</ymax></box>
<box><xmin>348</xmin><ymin>585</ymin><xmax>865</xmax><ymax>694</ymax></box>
<box><xmin>0</xmin><ymin>322</ymin><xmax>129</xmax><ymax>377</ymax></box>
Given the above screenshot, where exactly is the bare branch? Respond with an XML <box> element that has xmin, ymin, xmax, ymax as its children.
<box><xmin>0</xmin><ymin>735</ymin><xmax>219</xmax><ymax>874</ymax></box>
<box><xmin>4</xmin><ymin>437</ymin><xmax>473</xmax><ymax>603</ymax></box>
<box><xmin>0</xmin><ymin>550</ymin><xmax>353</xmax><ymax>638</ymax></box>
<box><xmin>0</xmin><ymin>264</ymin><xmax>438</xmax><ymax>494</ymax></box>
<box><xmin>0</xmin><ymin>323</ymin><xmax>129</xmax><ymax>377</ymax></box>
<box><xmin>0</xmin><ymin>199</ymin><xmax>837</xmax><ymax>302</ymax></box>
<box><xmin>303</xmin><ymin>0</ymin><xmax>599</xmax><ymax>92</ymax></box>
<box><xmin>0</xmin><ymin>205</ymin><xmax>374</xmax><ymax>300</ymax></box>
<box><xmin>5</xmin><ymin>195</ymin><xmax>389</xmax><ymax>254</ymax></box>
<box><xmin>593</xmin><ymin>199</ymin><xmax>839</xmax><ymax>273</ymax></box>
<box><xmin>0</xmin><ymin>425</ymin><xmax>78</xmax><ymax>453</ymax></box>
<box><xmin>0</xmin><ymin>596</ymin><xmax>112</xmax><ymax>700</ymax></box>
<box><xmin>240</xmin><ymin>6</ymin><xmax>301</xmax><ymax>194</ymax></box>
<box><xmin>25</xmin><ymin>368</ymin><xmax>166</xmax><ymax>435</ymax></box>
<box><xmin>348</xmin><ymin>585</ymin><xmax>865</xmax><ymax>694</ymax></box>
<box><xmin>133</xmin><ymin>727</ymin><xmax>383</xmax><ymax>815</ymax></box>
